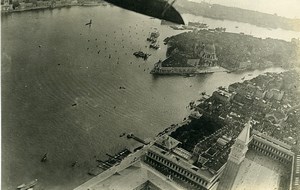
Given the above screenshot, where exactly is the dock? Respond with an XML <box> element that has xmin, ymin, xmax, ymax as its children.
<box><xmin>127</xmin><ymin>133</ymin><xmax>149</xmax><ymax>145</ymax></box>
<box><xmin>88</xmin><ymin>149</ymin><xmax>131</xmax><ymax>176</ymax></box>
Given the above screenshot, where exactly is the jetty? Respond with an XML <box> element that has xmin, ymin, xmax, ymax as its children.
<box><xmin>127</xmin><ymin>133</ymin><xmax>149</xmax><ymax>145</ymax></box>
<box><xmin>88</xmin><ymin>149</ymin><xmax>131</xmax><ymax>176</ymax></box>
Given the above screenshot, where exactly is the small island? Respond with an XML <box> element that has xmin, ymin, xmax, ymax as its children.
<box><xmin>151</xmin><ymin>29</ymin><xmax>300</xmax><ymax>75</ymax></box>
<box><xmin>174</xmin><ymin>0</ymin><xmax>300</xmax><ymax>32</ymax></box>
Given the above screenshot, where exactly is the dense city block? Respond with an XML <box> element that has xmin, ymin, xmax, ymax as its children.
<box><xmin>172</xmin><ymin>70</ymin><xmax>300</xmax><ymax>151</ymax></box>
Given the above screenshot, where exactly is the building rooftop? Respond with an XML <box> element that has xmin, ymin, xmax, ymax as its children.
<box><xmin>252</xmin><ymin>130</ymin><xmax>293</xmax><ymax>151</ymax></box>
<box><xmin>155</xmin><ymin>135</ymin><xmax>181</xmax><ymax>150</ymax></box>
<box><xmin>150</xmin><ymin>144</ymin><xmax>215</xmax><ymax>181</ymax></box>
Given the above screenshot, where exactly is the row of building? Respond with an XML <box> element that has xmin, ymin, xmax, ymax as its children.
<box><xmin>75</xmin><ymin>119</ymin><xmax>298</xmax><ymax>190</ymax></box>
<box><xmin>151</xmin><ymin>43</ymin><xmax>219</xmax><ymax>75</ymax></box>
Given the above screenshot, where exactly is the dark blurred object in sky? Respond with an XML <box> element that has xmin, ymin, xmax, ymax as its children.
<box><xmin>104</xmin><ymin>0</ymin><xmax>185</xmax><ymax>25</ymax></box>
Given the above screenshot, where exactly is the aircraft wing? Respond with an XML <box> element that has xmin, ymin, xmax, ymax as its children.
<box><xmin>103</xmin><ymin>0</ymin><xmax>185</xmax><ymax>25</ymax></box>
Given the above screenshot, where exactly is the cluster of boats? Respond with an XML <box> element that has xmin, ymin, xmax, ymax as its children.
<box><xmin>133</xmin><ymin>51</ymin><xmax>151</xmax><ymax>60</ymax></box>
<box><xmin>132</xmin><ymin>30</ymin><xmax>160</xmax><ymax>61</ymax></box>
<box><xmin>169</xmin><ymin>25</ymin><xmax>192</xmax><ymax>30</ymax></box>
<box><xmin>149</xmin><ymin>42</ymin><xmax>160</xmax><ymax>49</ymax></box>
<box><xmin>16</xmin><ymin>152</ymin><xmax>49</xmax><ymax>189</ymax></box>
<box><xmin>169</xmin><ymin>22</ymin><xmax>208</xmax><ymax>30</ymax></box>
<box><xmin>169</xmin><ymin>22</ymin><xmax>227</xmax><ymax>33</ymax></box>
<box><xmin>188</xmin><ymin>22</ymin><xmax>208</xmax><ymax>28</ymax></box>
<box><xmin>88</xmin><ymin>149</ymin><xmax>131</xmax><ymax>176</ymax></box>
<box><xmin>213</xmin><ymin>27</ymin><xmax>226</xmax><ymax>32</ymax></box>
<box><xmin>147</xmin><ymin>30</ymin><xmax>160</xmax><ymax>49</ymax></box>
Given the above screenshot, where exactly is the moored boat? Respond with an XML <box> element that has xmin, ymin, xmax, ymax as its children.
<box><xmin>149</xmin><ymin>41</ymin><xmax>160</xmax><ymax>49</ymax></box>
<box><xmin>18</xmin><ymin>179</ymin><xmax>38</xmax><ymax>190</ymax></box>
<box><xmin>133</xmin><ymin>51</ymin><xmax>151</xmax><ymax>60</ymax></box>
<box><xmin>41</xmin><ymin>153</ymin><xmax>47</xmax><ymax>162</ymax></box>
<box><xmin>17</xmin><ymin>184</ymin><xmax>26</xmax><ymax>189</ymax></box>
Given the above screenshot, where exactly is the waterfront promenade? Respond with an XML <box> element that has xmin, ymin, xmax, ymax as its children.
<box><xmin>73</xmin><ymin>138</ymin><xmax>182</xmax><ymax>190</ymax></box>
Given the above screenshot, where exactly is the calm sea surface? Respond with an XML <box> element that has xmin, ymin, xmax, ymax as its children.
<box><xmin>1</xmin><ymin>5</ymin><xmax>295</xmax><ymax>190</ymax></box>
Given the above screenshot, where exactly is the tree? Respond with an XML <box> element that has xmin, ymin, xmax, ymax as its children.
<box><xmin>29</xmin><ymin>0</ymin><xmax>37</xmax><ymax>6</ymax></box>
<box><xmin>12</xmin><ymin>1</ymin><xmax>19</xmax><ymax>9</ymax></box>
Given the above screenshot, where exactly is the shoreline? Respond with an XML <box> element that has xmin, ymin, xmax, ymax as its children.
<box><xmin>75</xmin><ymin>67</ymin><xmax>292</xmax><ymax>189</ymax></box>
<box><xmin>150</xmin><ymin>66</ymin><xmax>228</xmax><ymax>75</ymax></box>
<box><xmin>2</xmin><ymin>3</ymin><xmax>300</xmax><ymax>189</ymax></box>
<box><xmin>175</xmin><ymin>0</ymin><xmax>300</xmax><ymax>32</ymax></box>
<box><xmin>1</xmin><ymin>3</ymin><xmax>103</xmax><ymax>14</ymax></box>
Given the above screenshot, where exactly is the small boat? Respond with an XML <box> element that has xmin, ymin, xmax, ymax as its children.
<box><xmin>149</xmin><ymin>42</ymin><xmax>160</xmax><ymax>49</ymax></box>
<box><xmin>17</xmin><ymin>184</ymin><xmax>26</xmax><ymax>189</ymax></box>
<box><xmin>41</xmin><ymin>153</ymin><xmax>47</xmax><ymax>162</ymax></box>
<box><xmin>146</xmin><ymin>37</ymin><xmax>157</xmax><ymax>43</ymax></box>
<box><xmin>150</xmin><ymin>31</ymin><xmax>160</xmax><ymax>38</ymax></box>
<box><xmin>215</xmin><ymin>27</ymin><xmax>226</xmax><ymax>32</ymax></box>
<box><xmin>188</xmin><ymin>22</ymin><xmax>208</xmax><ymax>28</ymax></box>
<box><xmin>119</xmin><ymin>86</ymin><xmax>126</xmax><ymax>90</ymax></box>
<box><xmin>119</xmin><ymin>132</ymin><xmax>126</xmax><ymax>137</ymax></box>
<box><xmin>85</xmin><ymin>19</ymin><xmax>92</xmax><ymax>26</ymax></box>
<box><xmin>18</xmin><ymin>179</ymin><xmax>38</xmax><ymax>190</ymax></box>
<box><xmin>146</xmin><ymin>30</ymin><xmax>159</xmax><ymax>43</ymax></box>
<box><xmin>127</xmin><ymin>133</ymin><xmax>133</xmax><ymax>139</ymax></box>
<box><xmin>183</xmin><ymin>73</ymin><xmax>195</xmax><ymax>77</ymax></box>
<box><xmin>71</xmin><ymin>161</ymin><xmax>78</xmax><ymax>167</ymax></box>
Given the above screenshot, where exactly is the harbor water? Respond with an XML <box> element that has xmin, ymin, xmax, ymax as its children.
<box><xmin>1</xmin><ymin>5</ymin><xmax>296</xmax><ymax>190</ymax></box>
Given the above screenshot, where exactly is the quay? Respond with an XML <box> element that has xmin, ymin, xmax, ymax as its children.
<box><xmin>150</xmin><ymin>42</ymin><xmax>228</xmax><ymax>75</ymax></box>
<box><xmin>88</xmin><ymin>149</ymin><xmax>131</xmax><ymax>176</ymax></box>
<box><xmin>150</xmin><ymin>59</ymin><xmax>228</xmax><ymax>75</ymax></box>
<box><xmin>75</xmin><ymin>141</ymin><xmax>155</xmax><ymax>190</ymax></box>
<box><xmin>127</xmin><ymin>133</ymin><xmax>149</xmax><ymax>145</ymax></box>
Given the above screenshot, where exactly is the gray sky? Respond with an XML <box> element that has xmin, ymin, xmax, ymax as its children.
<box><xmin>187</xmin><ymin>0</ymin><xmax>300</xmax><ymax>19</ymax></box>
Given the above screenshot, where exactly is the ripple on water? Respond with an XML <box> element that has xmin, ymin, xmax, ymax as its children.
<box><xmin>1</xmin><ymin>5</ymin><xmax>289</xmax><ymax>190</ymax></box>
